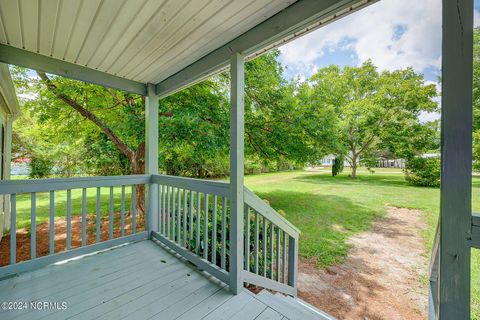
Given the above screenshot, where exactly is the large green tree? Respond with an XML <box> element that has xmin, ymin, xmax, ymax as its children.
<box><xmin>304</xmin><ymin>61</ymin><xmax>438</xmax><ymax>178</ymax></box>
<box><xmin>12</xmin><ymin>51</ymin><xmax>335</xmax><ymax>181</ymax></box>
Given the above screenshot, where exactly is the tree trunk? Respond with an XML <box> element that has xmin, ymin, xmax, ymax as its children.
<box><xmin>350</xmin><ymin>154</ymin><xmax>358</xmax><ymax>179</ymax></box>
<box><xmin>130</xmin><ymin>143</ymin><xmax>145</xmax><ymax>214</ymax></box>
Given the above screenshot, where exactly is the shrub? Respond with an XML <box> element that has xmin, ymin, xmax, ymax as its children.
<box><xmin>404</xmin><ymin>156</ymin><xmax>440</xmax><ymax>187</ymax></box>
<box><xmin>29</xmin><ymin>157</ymin><xmax>53</xmax><ymax>178</ymax></box>
<box><xmin>332</xmin><ymin>156</ymin><xmax>344</xmax><ymax>176</ymax></box>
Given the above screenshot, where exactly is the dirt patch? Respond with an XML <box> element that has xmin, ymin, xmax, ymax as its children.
<box><xmin>298</xmin><ymin>206</ymin><xmax>428</xmax><ymax>320</ymax></box>
<box><xmin>0</xmin><ymin>213</ymin><xmax>145</xmax><ymax>266</ymax></box>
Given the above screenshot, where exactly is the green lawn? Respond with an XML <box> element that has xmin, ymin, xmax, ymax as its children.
<box><xmin>11</xmin><ymin>168</ymin><xmax>479</xmax><ymax>316</ymax></box>
<box><xmin>15</xmin><ymin>187</ymin><xmax>133</xmax><ymax>229</ymax></box>
<box><xmin>244</xmin><ymin>168</ymin><xmax>479</xmax><ymax>317</ymax></box>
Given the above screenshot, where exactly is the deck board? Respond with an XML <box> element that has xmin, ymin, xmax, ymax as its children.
<box><xmin>0</xmin><ymin>239</ymin><xmax>327</xmax><ymax>320</ymax></box>
<box><xmin>255</xmin><ymin>307</ymin><xmax>284</xmax><ymax>320</ymax></box>
<box><xmin>1</xmin><ymin>242</ymin><xmax>174</xmax><ymax>302</ymax></box>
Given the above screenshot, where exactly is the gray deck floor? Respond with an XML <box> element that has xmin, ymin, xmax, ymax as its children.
<box><xmin>0</xmin><ymin>240</ymin><xmax>300</xmax><ymax>320</ymax></box>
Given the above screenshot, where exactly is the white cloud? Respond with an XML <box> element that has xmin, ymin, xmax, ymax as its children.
<box><xmin>280</xmin><ymin>0</ymin><xmax>446</xmax><ymax>78</ymax></box>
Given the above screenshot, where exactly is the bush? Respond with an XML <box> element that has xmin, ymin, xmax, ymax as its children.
<box><xmin>404</xmin><ymin>156</ymin><xmax>440</xmax><ymax>187</ymax></box>
<box><xmin>332</xmin><ymin>156</ymin><xmax>344</xmax><ymax>176</ymax></box>
<box><xmin>29</xmin><ymin>157</ymin><xmax>53</xmax><ymax>178</ymax></box>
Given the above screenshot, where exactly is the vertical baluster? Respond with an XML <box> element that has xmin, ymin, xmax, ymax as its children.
<box><xmin>82</xmin><ymin>188</ymin><xmax>87</xmax><ymax>246</ymax></box>
<box><xmin>189</xmin><ymin>190</ymin><xmax>194</xmax><ymax>244</ymax></box>
<box><xmin>221</xmin><ymin>197</ymin><xmax>227</xmax><ymax>269</ymax></box>
<box><xmin>66</xmin><ymin>190</ymin><xmax>71</xmax><ymax>250</ymax></box>
<box><xmin>203</xmin><ymin>193</ymin><xmax>209</xmax><ymax>260</ymax></box>
<box><xmin>183</xmin><ymin>189</ymin><xmax>187</xmax><ymax>247</ymax></box>
<box><xmin>167</xmin><ymin>186</ymin><xmax>171</xmax><ymax>238</ymax></box>
<box><xmin>31</xmin><ymin>193</ymin><xmax>36</xmax><ymax>259</ymax></box>
<box><xmin>244</xmin><ymin>205</ymin><xmax>250</xmax><ymax>271</ymax></box>
<box><xmin>282</xmin><ymin>231</ymin><xmax>287</xmax><ymax>284</ymax></box>
<box><xmin>211</xmin><ymin>195</ymin><xmax>217</xmax><ymax>265</ymax></box>
<box><xmin>109</xmin><ymin>186</ymin><xmax>114</xmax><ymax>239</ymax></box>
<box><xmin>10</xmin><ymin>194</ymin><xmax>16</xmax><ymax>265</ymax></box>
<box><xmin>157</xmin><ymin>184</ymin><xmax>161</xmax><ymax>233</ymax></box>
<box><xmin>288</xmin><ymin>236</ymin><xmax>298</xmax><ymax>288</ymax></box>
<box><xmin>120</xmin><ymin>185</ymin><xmax>125</xmax><ymax>237</ymax></box>
<box><xmin>177</xmin><ymin>188</ymin><xmax>181</xmax><ymax>243</ymax></box>
<box><xmin>96</xmin><ymin>187</ymin><xmax>101</xmax><ymax>243</ymax></box>
<box><xmin>262</xmin><ymin>216</ymin><xmax>267</xmax><ymax>277</ymax></box>
<box><xmin>172</xmin><ymin>187</ymin><xmax>176</xmax><ymax>241</ymax></box>
<box><xmin>132</xmin><ymin>185</ymin><xmax>137</xmax><ymax>234</ymax></box>
<box><xmin>162</xmin><ymin>185</ymin><xmax>166</xmax><ymax>235</ymax></box>
<box><xmin>196</xmin><ymin>191</ymin><xmax>201</xmax><ymax>255</ymax></box>
<box><xmin>276</xmin><ymin>226</ymin><xmax>280</xmax><ymax>281</ymax></box>
<box><xmin>50</xmin><ymin>191</ymin><xmax>55</xmax><ymax>254</ymax></box>
<box><xmin>269</xmin><ymin>221</ymin><xmax>274</xmax><ymax>279</ymax></box>
<box><xmin>253</xmin><ymin>211</ymin><xmax>259</xmax><ymax>274</ymax></box>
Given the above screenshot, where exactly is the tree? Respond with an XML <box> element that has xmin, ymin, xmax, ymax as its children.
<box><xmin>158</xmin><ymin>51</ymin><xmax>337</xmax><ymax>177</ymax></box>
<box><xmin>11</xmin><ymin>51</ymin><xmax>337</xmax><ymax>184</ymax></box>
<box><xmin>12</xmin><ymin>66</ymin><xmax>148</xmax><ymax>210</ymax></box>
<box><xmin>307</xmin><ymin>61</ymin><xmax>438</xmax><ymax>178</ymax></box>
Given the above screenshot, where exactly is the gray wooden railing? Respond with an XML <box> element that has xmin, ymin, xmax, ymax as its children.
<box><xmin>428</xmin><ymin>224</ymin><xmax>440</xmax><ymax>320</ymax></box>
<box><xmin>429</xmin><ymin>213</ymin><xmax>480</xmax><ymax>319</ymax></box>
<box><xmin>243</xmin><ymin>187</ymin><xmax>300</xmax><ymax>296</ymax></box>
<box><xmin>0</xmin><ymin>175</ymin><xmax>150</xmax><ymax>279</ymax></box>
<box><xmin>150</xmin><ymin>174</ymin><xmax>300</xmax><ymax>296</ymax></box>
<box><xmin>0</xmin><ymin>174</ymin><xmax>299</xmax><ymax>296</ymax></box>
<box><xmin>150</xmin><ymin>174</ymin><xmax>231</xmax><ymax>284</ymax></box>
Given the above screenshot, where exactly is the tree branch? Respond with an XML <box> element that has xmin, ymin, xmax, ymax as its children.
<box><xmin>37</xmin><ymin>71</ymin><xmax>135</xmax><ymax>160</ymax></box>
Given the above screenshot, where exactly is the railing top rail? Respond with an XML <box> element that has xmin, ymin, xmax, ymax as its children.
<box><xmin>151</xmin><ymin>174</ymin><xmax>230</xmax><ymax>197</ymax></box>
<box><xmin>0</xmin><ymin>175</ymin><xmax>150</xmax><ymax>194</ymax></box>
<box><xmin>243</xmin><ymin>187</ymin><xmax>300</xmax><ymax>238</ymax></box>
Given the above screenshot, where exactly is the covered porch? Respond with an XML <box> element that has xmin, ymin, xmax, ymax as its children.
<box><xmin>0</xmin><ymin>0</ymin><xmax>478</xmax><ymax>319</ymax></box>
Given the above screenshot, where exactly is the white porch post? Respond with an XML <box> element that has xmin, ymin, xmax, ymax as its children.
<box><xmin>439</xmin><ymin>0</ymin><xmax>473</xmax><ymax>318</ymax></box>
<box><xmin>229</xmin><ymin>52</ymin><xmax>245</xmax><ymax>294</ymax></box>
<box><xmin>146</xmin><ymin>83</ymin><xmax>159</xmax><ymax>235</ymax></box>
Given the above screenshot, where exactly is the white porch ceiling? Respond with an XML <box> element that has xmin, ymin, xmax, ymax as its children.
<box><xmin>0</xmin><ymin>0</ymin><xmax>376</xmax><ymax>96</ymax></box>
<box><xmin>0</xmin><ymin>0</ymin><xmax>294</xmax><ymax>84</ymax></box>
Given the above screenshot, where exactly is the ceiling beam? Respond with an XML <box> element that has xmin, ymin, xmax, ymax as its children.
<box><xmin>155</xmin><ymin>0</ymin><xmax>377</xmax><ymax>98</ymax></box>
<box><xmin>0</xmin><ymin>45</ymin><xmax>147</xmax><ymax>95</ymax></box>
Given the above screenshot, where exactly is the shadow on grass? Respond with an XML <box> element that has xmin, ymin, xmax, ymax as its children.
<box><xmin>253</xmin><ymin>189</ymin><xmax>384</xmax><ymax>267</ymax></box>
<box><xmin>293</xmin><ymin>172</ymin><xmax>411</xmax><ymax>188</ymax></box>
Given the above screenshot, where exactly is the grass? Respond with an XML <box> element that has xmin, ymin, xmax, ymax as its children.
<box><xmin>10</xmin><ymin>168</ymin><xmax>479</xmax><ymax>316</ymax></box>
<box><xmin>15</xmin><ymin>187</ymin><xmax>133</xmax><ymax>229</ymax></box>
<box><xmin>244</xmin><ymin>167</ymin><xmax>479</xmax><ymax>317</ymax></box>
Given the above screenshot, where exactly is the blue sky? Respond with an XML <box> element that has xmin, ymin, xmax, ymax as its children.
<box><xmin>277</xmin><ymin>0</ymin><xmax>480</xmax><ymax>122</ymax></box>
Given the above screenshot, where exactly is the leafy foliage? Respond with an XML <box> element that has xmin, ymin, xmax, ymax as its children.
<box><xmin>302</xmin><ymin>61</ymin><xmax>439</xmax><ymax>178</ymax></box>
<box><xmin>29</xmin><ymin>157</ymin><xmax>53</xmax><ymax>178</ymax></box>
<box><xmin>404</xmin><ymin>156</ymin><xmax>440</xmax><ymax>187</ymax></box>
<box><xmin>11</xmin><ymin>51</ymin><xmax>335</xmax><ymax>178</ymax></box>
<box><xmin>472</xmin><ymin>28</ymin><xmax>480</xmax><ymax>171</ymax></box>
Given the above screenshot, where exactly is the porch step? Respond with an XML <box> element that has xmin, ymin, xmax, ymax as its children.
<box><xmin>254</xmin><ymin>290</ymin><xmax>336</xmax><ymax>320</ymax></box>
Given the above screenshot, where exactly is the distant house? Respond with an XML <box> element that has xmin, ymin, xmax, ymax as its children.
<box><xmin>318</xmin><ymin>154</ymin><xmax>353</xmax><ymax>167</ymax></box>
<box><xmin>0</xmin><ymin>63</ymin><xmax>19</xmax><ymax>240</ymax></box>
<box><xmin>377</xmin><ymin>157</ymin><xmax>406</xmax><ymax>169</ymax></box>
<box><xmin>377</xmin><ymin>153</ymin><xmax>440</xmax><ymax>169</ymax></box>
<box><xmin>11</xmin><ymin>157</ymin><xmax>30</xmax><ymax>176</ymax></box>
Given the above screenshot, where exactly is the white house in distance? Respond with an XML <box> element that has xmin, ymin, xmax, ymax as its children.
<box><xmin>0</xmin><ymin>63</ymin><xmax>19</xmax><ymax>240</ymax></box>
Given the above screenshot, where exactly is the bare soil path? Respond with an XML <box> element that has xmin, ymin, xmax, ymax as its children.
<box><xmin>298</xmin><ymin>207</ymin><xmax>428</xmax><ymax>320</ymax></box>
